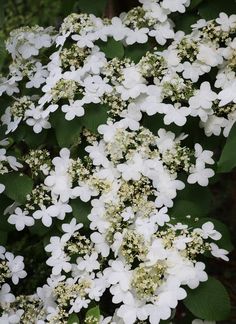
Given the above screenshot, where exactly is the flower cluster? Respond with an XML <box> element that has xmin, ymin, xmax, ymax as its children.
<box><xmin>0</xmin><ymin>0</ymin><xmax>234</xmax><ymax>323</ymax></box>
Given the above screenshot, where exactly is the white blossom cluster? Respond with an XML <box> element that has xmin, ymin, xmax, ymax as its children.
<box><xmin>0</xmin><ymin>246</ymin><xmax>27</xmax><ymax>323</ymax></box>
<box><xmin>0</xmin><ymin>0</ymin><xmax>234</xmax><ymax>323</ymax></box>
<box><xmin>0</xmin><ymin>139</ymin><xmax>23</xmax><ymax>194</ymax></box>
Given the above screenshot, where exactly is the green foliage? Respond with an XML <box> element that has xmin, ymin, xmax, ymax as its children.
<box><xmin>217</xmin><ymin>124</ymin><xmax>236</xmax><ymax>173</ymax></box>
<box><xmin>170</xmin><ymin>185</ymin><xmax>213</xmax><ymax>219</ymax></box>
<box><xmin>0</xmin><ymin>172</ymin><xmax>33</xmax><ymax>204</ymax></box>
<box><xmin>85</xmin><ymin>305</ymin><xmax>100</xmax><ymax>321</ymax></box>
<box><xmin>81</xmin><ymin>104</ymin><xmax>108</xmax><ymax>133</ymax></box>
<box><xmin>98</xmin><ymin>38</ymin><xmax>124</xmax><ymax>59</ymax></box>
<box><xmin>50</xmin><ymin>110</ymin><xmax>82</xmax><ymax>148</ymax></box>
<box><xmin>77</xmin><ymin>0</ymin><xmax>107</xmax><ymax>16</ymax></box>
<box><xmin>184</xmin><ymin>276</ymin><xmax>231</xmax><ymax>321</ymax></box>
<box><xmin>198</xmin><ymin>0</ymin><xmax>236</xmax><ymax>20</ymax></box>
<box><xmin>68</xmin><ymin>313</ymin><xmax>80</xmax><ymax>324</ymax></box>
<box><xmin>71</xmin><ymin>198</ymin><xmax>91</xmax><ymax>229</ymax></box>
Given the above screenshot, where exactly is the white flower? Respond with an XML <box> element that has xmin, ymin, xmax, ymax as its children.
<box><xmin>105</xmin><ymin>260</ymin><xmax>132</xmax><ymax>291</ymax></box>
<box><xmin>156</xmin><ymin>128</ymin><xmax>175</xmax><ymax>153</ymax></box>
<box><xmin>69</xmin><ymin>296</ymin><xmax>90</xmax><ymax>313</ymax></box>
<box><xmin>216</xmin><ymin>13</ymin><xmax>236</xmax><ymax>32</ymax></box>
<box><xmin>61</xmin><ymin>99</ymin><xmax>85</xmax><ymax>120</ymax></box>
<box><xmin>146</xmin><ymin>238</ymin><xmax>167</xmax><ymax>265</ymax></box>
<box><xmin>77</xmin><ymin>252</ymin><xmax>100</xmax><ymax>272</ymax></box>
<box><xmin>90</xmin><ymin>232</ymin><xmax>110</xmax><ymax>257</ymax></box>
<box><xmin>73</xmin><ymin>182</ymin><xmax>98</xmax><ymax>202</ymax></box>
<box><xmin>197</xmin><ymin>44</ymin><xmax>223</xmax><ymax>67</ymax></box>
<box><xmin>163</xmin><ymin>104</ymin><xmax>189</xmax><ymax>126</ymax></box>
<box><xmin>0</xmin><ymin>283</ymin><xmax>15</xmax><ymax>304</ymax></box>
<box><xmin>117</xmin><ymin>296</ymin><xmax>148</xmax><ymax>324</ymax></box>
<box><xmin>149</xmin><ymin>21</ymin><xmax>174</xmax><ymax>45</ymax></box>
<box><xmin>189</xmin><ymin>82</ymin><xmax>217</xmax><ymax>122</ymax></box>
<box><xmin>218</xmin><ymin>80</ymin><xmax>236</xmax><ymax>106</ymax></box>
<box><xmin>125</xmin><ymin>28</ymin><xmax>149</xmax><ymax>45</ymax></box>
<box><xmin>116</xmin><ymin>66</ymin><xmax>147</xmax><ymax>100</ymax></box>
<box><xmin>119</xmin><ymin>103</ymin><xmax>142</xmax><ymax>131</ymax></box>
<box><xmin>62</xmin><ymin>218</ymin><xmax>83</xmax><ymax>241</ymax></box>
<box><xmin>108</xmin><ymin>17</ymin><xmax>129</xmax><ymax>41</ymax></box>
<box><xmin>117</xmin><ymin>153</ymin><xmax>145</xmax><ymax>181</ymax></box>
<box><xmin>83</xmin><ymin>75</ymin><xmax>112</xmax><ymax>102</ymax></box>
<box><xmin>182</xmin><ymin>61</ymin><xmax>209</xmax><ymax>83</ymax></box>
<box><xmin>187</xmin><ymin>165</ymin><xmax>214</xmax><ymax>186</ymax></box>
<box><xmin>194</xmin><ymin>144</ymin><xmax>214</xmax><ymax>166</ymax></box>
<box><xmin>210</xmin><ymin>243</ymin><xmax>229</xmax><ymax>261</ymax></box>
<box><xmin>5</xmin><ymin>252</ymin><xmax>27</xmax><ymax>285</ymax></box>
<box><xmin>200</xmin><ymin>222</ymin><xmax>222</xmax><ymax>240</ymax></box>
<box><xmin>185</xmin><ymin>262</ymin><xmax>208</xmax><ymax>289</ymax></box>
<box><xmin>162</xmin><ymin>0</ymin><xmax>189</xmax><ymax>13</ymax></box>
<box><xmin>8</xmin><ymin>207</ymin><xmax>34</xmax><ymax>231</ymax></box>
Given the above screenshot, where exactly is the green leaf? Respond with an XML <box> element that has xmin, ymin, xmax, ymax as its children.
<box><xmin>198</xmin><ymin>0</ymin><xmax>236</xmax><ymax>20</ymax></box>
<box><xmin>124</xmin><ymin>42</ymin><xmax>154</xmax><ymax>63</ymax></box>
<box><xmin>169</xmin><ymin>185</ymin><xmax>212</xmax><ymax>219</ymax></box>
<box><xmin>0</xmin><ymin>0</ymin><xmax>5</xmax><ymax>28</ymax></box>
<box><xmin>68</xmin><ymin>313</ymin><xmax>80</xmax><ymax>324</ymax></box>
<box><xmin>98</xmin><ymin>38</ymin><xmax>124</xmax><ymax>59</ymax></box>
<box><xmin>13</xmin><ymin>124</ymin><xmax>47</xmax><ymax>147</ymax></box>
<box><xmin>217</xmin><ymin>123</ymin><xmax>236</xmax><ymax>173</ymax></box>
<box><xmin>85</xmin><ymin>305</ymin><xmax>100</xmax><ymax>320</ymax></box>
<box><xmin>0</xmin><ymin>173</ymin><xmax>33</xmax><ymax>204</ymax></box>
<box><xmin>0</xmin><ymin>36</ymin><xmax>7</xmax><ymax>72</ymax></box>
<box><xmin>0</xmin><ymin>230</ymin><xmax>7</xmax><ymax>245</ymax></box>
<box><xmin>184</xmin><ymin>276</ymin><xmax>230</xmax><ymax>321</ymax></box>
<box><xmin>77</xmin><ymin>0</ymin><xmax>107</xmax><ymax>16</ymax></box>
<box><xmin>50</xmin><ymin>110</ymin><xmax>82</xmax><ymax>148</ymax></box>
<box><xmin>188</xmin><ymin>0</ymin><xmax>204</xmax><ymax>10</ymax></box>
<box><xmin>174</xmin><ymin>14</ymin><xmax>199</xmax><ymax>33</ymax></box>
<box><xmin>81</xmin><ymin>104</ymin><xmax>108</xmax><ymax>132</ymax></box>
<box><xmin>71</xmin><ymin>199</ymin><xmax>91</xmax><ymax>229</ymax></box>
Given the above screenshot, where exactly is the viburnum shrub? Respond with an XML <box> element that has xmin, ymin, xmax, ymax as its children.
<box><xmin>0</xmin><ymin>0</ymin><xmax>235</xmax><ymax>323</ymax></box>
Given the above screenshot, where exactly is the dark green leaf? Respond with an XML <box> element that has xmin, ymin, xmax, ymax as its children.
<box><xmin>85</xmin><ymin>305</ymin><xmax>100</xmax><ymax>320</ymax></box>
<box><xmin>50</xmin><ymin>110</ymin><xmax>82</xmax><ymax>148</ymax></box>
<box><xmin>188</xmin><ymin>0</ymin><xmax>204</xmax><ymax>10</ymax></box>
<box><xmin>71</xmin><ymin>198</ymin><xmax>91</xmax><ymax>229</ymax></box>
<box><xmin>0</xmin><ymin>230</ymin><xmax>7</xmax><ymax>245</ymax></box>
<box><xmin>217</xmin><ymin>123</ymin><xmax>236</xmax><ymax>173</ymax></box>
<box><xmin>82</xmin><ymin>103</ymin><xmax>108</xmax><ymax>132</ymax></box>
<box><xmin>0</xmin><ymin>173</ymin><xmax>33</xmax><ymax>204</ymax></box>
<box><xmin>13</xmin><ymin>124</ymin><xmax>47</xmax><ymax>147</ymax></box>
<box><xmin>0</xmin><ymin>0</ymin><xmax>5</xmax><ymax>28</ymax></box>
<box><xmin>184</xmin><ymin>277</ymin><xmax>230</xmax><ymax>321</ymax></box>
<box><xmin>98</xmin><ymin>38</ymin><xmax>124</xmax><ymax>59</ymax></box>
<box><xmin>77</xmin><ymin>0</ymin><xmax>107</xmax><ymax>16</ymax></box>
<box><xmin>198</xmin><ymin>0</ymin><xmax>236</xmax><ymax>20</ymax></box>
<box><xmin>124</xmin><ymin>42</ymin><xmax>154</xmax><ymax>63</ymax></box>
<box><xmin>174</xmin><ymin>14</ymin><xmax>199</xmax><ymax>33</ymax></box>
<box><xmin>68</xmin><ymin>313</ymin><xmax>80</xmax><ymax>324</ymax></box>
<box><xmin>170</xmin><ymin>185</ymin><xmax>212</xmax><ymax>219</ymax></box>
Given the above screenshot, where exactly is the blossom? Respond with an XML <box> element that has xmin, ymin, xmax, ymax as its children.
<box><xmin>210</xmin><ymin>243</ymin><xmax>229</xmax><ymax>261</ymax></box>
<box><xmin>189</xmin><ymin>82</ymin><xmax>217</xmax><ymax>122</ymax></box>
<box><xmin>162</xmin><ymin>0</ymin><xmax>189</xmax><ymax>13</ymax></box>
<box><xmin>8</xmin><ymin>207</ymin><xmax>35</xmax><ymax>231</ymax></box>
<box><xmin>0</xmin><ymin>284</ymin><xmax>15</xmax><ymax>304</ymax></box>
<box><xmin>216</xmin><ymin>13</ymin><xmax>236</xmax><ymax>32</ymax></box>
<box><xmin>187</xmin><ymin>165</ymin><xmax>214</xmax><ymax>186</ymax></box>
<box><xmin>61</xmin><ymin>100</ymin><xmax>85</xmax><ymax>120</ymax></box>
<box><xmin>5</xmin><ymin>252</ymin><xmax>27</xmax><ymax>285</ymax></box>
